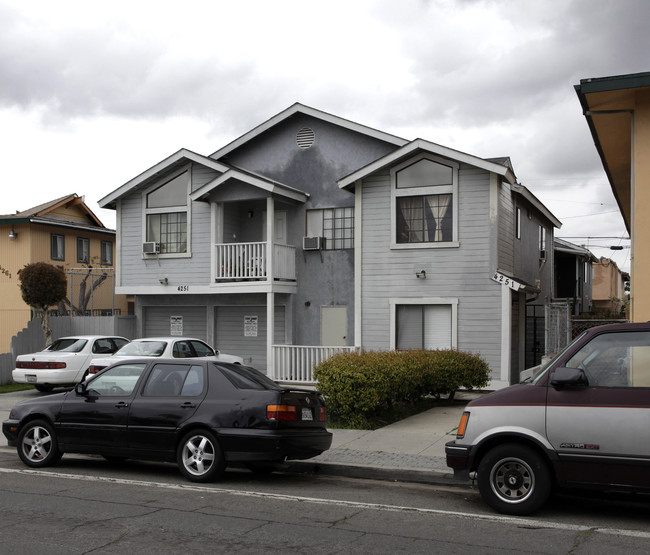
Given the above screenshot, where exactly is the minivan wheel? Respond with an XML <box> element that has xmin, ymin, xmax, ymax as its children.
<box><xmin>176</xmin><ymin>430</ymin><xmax>225</xmax><ymax>483</ymax></box>
<box><xmin>477</xmin><ymin>443</ymin><xmax>551</xmax><ymax>516</ymax></box>
<box><xmin>17</xmin><ymin>419</ymin><xmax>63</xmax><ymax>468</ymax></box>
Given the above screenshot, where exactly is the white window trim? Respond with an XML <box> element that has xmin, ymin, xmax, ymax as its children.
<box><xmin>141</xmin><ymin>164</ymin><xmax>192</xmax><ymax>258</ymax></box>
<box><xmin>389</xmin><ymin>297</ymin><xmax>458</xmax><ymax>350</ymax></box>
<box><xmin>390</xmin><ymin>153</ymin><xmax>459</xmax><ymax>250</ymax></box>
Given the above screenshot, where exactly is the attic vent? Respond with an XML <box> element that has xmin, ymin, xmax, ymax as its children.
<box><xmin>296</xmin><ymin>127</ymin><xmax>315</xmax><ymax>149</ymax></box>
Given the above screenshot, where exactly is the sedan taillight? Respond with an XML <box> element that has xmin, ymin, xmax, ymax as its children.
<box><xmin>16</xmin><ymin>361</ymin><xmax>66</xmax><ymax>369</ymax></box>
<box><xmin>88</xmin><ymin>365</ymin><xmax>105</xmax><ymax>374</ymax></box>
<box><xmin>267</xmin><ymin>405</ymin><xmax>297</xmax><ymax>421</ymax></box>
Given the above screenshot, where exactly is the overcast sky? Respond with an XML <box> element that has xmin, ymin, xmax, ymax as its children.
<box><xmin>1</xmin><ymin>0</ymin><xmax>645</xmax><ymax>272</ymax></box>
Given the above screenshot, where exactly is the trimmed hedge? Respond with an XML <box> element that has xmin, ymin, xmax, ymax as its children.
<box><xmin>314</xmin><ymin>349</ymin><xmax>490</xmax><ymax>428</ymax></box>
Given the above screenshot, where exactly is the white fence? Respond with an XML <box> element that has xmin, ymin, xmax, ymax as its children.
<box><xmin>272</xmin><ymin>345</ymin><xmax>359</xmax><ymax>383</ymax></box>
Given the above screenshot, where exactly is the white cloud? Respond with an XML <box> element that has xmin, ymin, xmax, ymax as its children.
<box><xmin>0</xmin><ymin>0</ymin><xmax>643</xmax><ymax>272</ymax></box>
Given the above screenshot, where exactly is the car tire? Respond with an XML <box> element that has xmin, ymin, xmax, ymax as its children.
<box><xmin>176</xmin><ymin>430</ymin><xmax>226</xmax><ymax>483</ymax></box>
<box><xmin>34</xmin><ymin>384</ymin><xmax>54</xmax><ymax>393</ymax></box>
<box><xmin>477</xmin><ymin>443</ymin><xmax>551</xmax><ymax>516</ymax></box>
<box><xmin>17</xmin><ymin>419</ymin><xmax>63</xmax><ymax>468</ymax></box>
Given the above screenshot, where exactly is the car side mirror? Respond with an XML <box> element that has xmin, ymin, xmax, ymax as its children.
<box><xmin>75</xmin><ymin>382</ymin><xmax>88</xmax><ymax>396</ymax></box>
<box><xmin>551</xmin><ymin>366</ymin><xmax>588</xmax><ymax>388</ymax></box>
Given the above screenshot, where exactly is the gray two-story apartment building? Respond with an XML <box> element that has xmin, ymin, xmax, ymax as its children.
<box><xmin>99</xmin><ymin>103</ymin><xmax>560</xmax><ymax>387</ymax></box>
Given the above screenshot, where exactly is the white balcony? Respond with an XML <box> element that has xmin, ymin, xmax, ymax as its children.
<box><xmin>272</xmin><ymin>345</ymin><xmax>360</xmax><ymax>383</ymax></box>
<box><xmin>215</xmin><ymin>242</ymin><xmax>296</xmax><ymax>281</ymax></box>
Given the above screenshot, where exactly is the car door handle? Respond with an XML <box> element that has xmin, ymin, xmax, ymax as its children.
<box><xmin>114</xmin><ymin>402</ymin><xmax>129</xmax><ymax>408</ymax></box>
<box><xmin>181</xmin><ymin>402</ymin><xmax>196</xmax><ymax>408</ymax></box>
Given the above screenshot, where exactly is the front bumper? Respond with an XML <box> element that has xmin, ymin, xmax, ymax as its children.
<box><xmin>445</xmin><ymin>440</ymin><xmax>472</xmax><ymax>481</ymax></box>
<box><xmin>2</xmin><ymin>419</ymin><xmax>19</xmax><ymax>447</ymax></box>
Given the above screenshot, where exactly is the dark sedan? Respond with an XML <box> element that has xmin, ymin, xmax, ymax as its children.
<box><xmin>3</xmin><ymin>359</ymin><xmax>332</xmax><ymax>482</ymax></box>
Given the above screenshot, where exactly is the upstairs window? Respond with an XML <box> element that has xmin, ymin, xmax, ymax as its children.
<box><xmin>391</xmin><ymin>155</ymin><xmax>458</xmax><ymax>248</ymax></box>
<box><xmin>100</xmin><ymin>241</ymin><xmax>113</xmax><ymax>265</ymax></box>
<box><xmin>145</xmin><ymin>169</ymin><xmax>189</xmax><ymax>255</ymax></box>
<box><xmin>306</xmin><ymin>207</ymin><xmax>354</xmax><ymax>249</ymax></box>
<box><xmin>77</xmin><ymin>237</ymin><xmax>90</xmax><ymax>263</ymax></box>
<box><xmin>51</xmin><ymin>234</ymin><xmax>65</xmax><ymax>261</ymax></box>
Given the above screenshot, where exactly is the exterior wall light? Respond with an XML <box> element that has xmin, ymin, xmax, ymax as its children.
<box><xmin>9</xmin><ymin>227</ymin><xmax>17</xmax><ymax>240</ymax></box>
<box><xmin>159</xmin><ymin>277</ymin><xmax>168</xmax><ymax>285</ymax></box>
<box><xmin>416</xmin><ymin>270</ymin><xmax>426</xmax><ymax>279</ymax></box>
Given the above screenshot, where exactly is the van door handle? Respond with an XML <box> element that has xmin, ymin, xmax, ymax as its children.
<box><xmin>181</xmin><ymin>402</ymin><xmax>196</xmax><ymax>408</ymax></box>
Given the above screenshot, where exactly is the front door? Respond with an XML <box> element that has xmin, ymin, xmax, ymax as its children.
<box><xmin>321</xmin><ymin>306</ymin><xmax>348</xmax><ymax>346</ymax></box>
<box><xmin>57</xmin><ymin>362</ymin><xmax>148</xmax><ymax>451</ymax></box>
<box><xmin>546</xmin><ymin>329</ymin><xmax>650</xmax><ymax>487</ymax></box>
<box><xmin>262</xmin><ymin>210</ymin><xmax>287</xmax><ymax>244</ymax></box>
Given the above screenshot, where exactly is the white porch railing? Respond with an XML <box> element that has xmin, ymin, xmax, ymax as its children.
<box><xmin>215</xmin><ymin>242</ymin><xmax>296</xmax><ymax>281</ymax></box>
<box><xmin>272</xmin><ymin>345</ymin><xmax>360</xmax><ymax>383</ymax></box>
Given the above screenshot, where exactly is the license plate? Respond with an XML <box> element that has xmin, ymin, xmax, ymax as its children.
<box><xmin>301</xmin><ymin>407</ymin><xmax>313</xmax><ymax>421</ymax></box>
<box><xmin>26</xmin><ymin>375</ymin><xmax>37</xmax><ymax>383</ymax></box>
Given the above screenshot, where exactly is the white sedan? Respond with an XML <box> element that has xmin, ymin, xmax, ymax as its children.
<box><xmin>12</xmin><ymin>335</ymin><xmax>130</xmax><ymax>392</ymax></box>
<box><xmin>87</xmin><ymin>337</ymin><xmax>243</xmax><ymax>375</ymax></box>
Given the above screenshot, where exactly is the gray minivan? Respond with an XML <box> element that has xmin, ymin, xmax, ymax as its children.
<box><xmin>446</xmin><ymin>322</ymin><xmax>650</xmax><ymax>515</ymax></box>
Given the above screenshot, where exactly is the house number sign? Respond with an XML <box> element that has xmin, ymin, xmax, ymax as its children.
<box><xmin>491</xmin><ymin>271</ymin><xmax>522</xmax><ymax>291</ymax></box>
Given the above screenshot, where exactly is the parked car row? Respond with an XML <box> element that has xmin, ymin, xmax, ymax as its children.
<box><xmin>3</xmin><ymin>358</ymin><xmax>332</xmax><ymax>482</ymax></box>
<box><xmin>11</xmin><ymin>336</ymin><xmax>243</xmax><ymax>392</ymax></box>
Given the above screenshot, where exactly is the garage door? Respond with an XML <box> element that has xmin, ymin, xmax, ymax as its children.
<box><xmin>215</xmin><ymin>306</ymin><xmax>285</xmax><ymax>372</ymax></box>
<box><xmin>144</xmin><ymin>306</ymin><xmax>207</xmax><ymax>341</ymax></box>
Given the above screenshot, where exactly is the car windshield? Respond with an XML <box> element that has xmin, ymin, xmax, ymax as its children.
<box><xmin>46</xmin><ymin>338</ymin><xmax>88</xmax><ymax>353</ymax></box>
<box><xmin>530</xmin><ymin>330</ymin><xmax>589</xmax><ymax>384</ymax></box>
<box><xmin>115</xmin><ymin>341</ymin><xmax>167</xmax><ymax>357</ymax></box>
<box><xmin>218</xmin><ymin>364</ymin><xmax>282</xmax><ymax>390</ymax></box>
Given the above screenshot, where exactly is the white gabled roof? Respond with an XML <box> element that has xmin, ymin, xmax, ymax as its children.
<box><xmin>190</xmin><ymin>167</ymin><xmax>309</xmax><ymax>203</ymax></box>
<box><xmin>210</xmin><ymin>102</ymin><xmax>408</xmax><ymax>160</ymax></box>
<box><xmin>338</xmin><ymin>138</ymin><xmax>518</xmax><ymax>189</ymax></box>
<box><xmin>99</xmin><ymin>149</ymin><xmax>230</xmax><ymax>209</ymax></box>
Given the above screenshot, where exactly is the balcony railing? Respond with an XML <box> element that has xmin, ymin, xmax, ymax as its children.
<box><xmin>272</xmin><ymin>345</ymin><xmax>360</xmax><ymax>383</ymax></box>
<box><xmin>215</xmin><ymin>242</ymin><xmax>296</xmax><ymax>281</ymax></box>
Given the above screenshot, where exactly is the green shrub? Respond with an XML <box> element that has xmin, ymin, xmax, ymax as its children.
<box><xmin>314</xmin><ymin>349</ymin><xmax>490</xmax><ymax>428</ymax></box>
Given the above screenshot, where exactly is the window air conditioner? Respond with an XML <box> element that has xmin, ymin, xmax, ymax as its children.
<box><xmin>143</xmin><ymin>242</ymin><xmax>160</xmax><ymax>254</ymax></box>
<box><xmin>303</xmin><ymin>236</ymin><xmax>323</xmax><ymax>251</ymax></box>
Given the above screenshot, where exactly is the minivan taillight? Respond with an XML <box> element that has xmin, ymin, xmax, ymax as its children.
<box><xmin>267</xmin><ymin>405</ymin><xmax>297</xmax><ymax>421</ymax></box>
<box><xmin>16</xmin><ymin>361</ymin><xmax>66</xmax><ymax>369</ymax></box>
<box><xmin>318</xmin><ymin>406</ymin><xmax>327</xmax><ymax>422</ymax></box>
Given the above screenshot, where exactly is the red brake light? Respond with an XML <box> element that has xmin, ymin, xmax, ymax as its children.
<box><xmin>267</xmin><ymin>405</ymin><xmax>297</xmax><ymax>421</ymax></box>
<box><xmin>16</xmin><ymin>361</ymin><xmax>66</xmax><ymax>369</ymax></box>
<box><xmin>318</xmin><ymin>407</ymin><xmax>327</xmax><ymax>422</ymax></box>
<box><xmin>88</xmin><ymin>365</ymin><xmax>105</xmax><ymax>374</ymax></box>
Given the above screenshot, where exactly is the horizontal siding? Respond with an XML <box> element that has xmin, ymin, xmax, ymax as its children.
<box><xmin>359</xmin><ymin>165</ymin><xmax>502</xmax><ymax>378</ymax></box>
<box><xmin>498</xmin><ymin>180</ymin><xmax>515</xmax><ymax>273</ymax></box>
<box><xmin>119</xmin><ymin>166</ymin><xmax>213</xmax><ymax>287</ymax></box>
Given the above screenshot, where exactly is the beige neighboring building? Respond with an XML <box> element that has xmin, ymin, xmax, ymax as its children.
<box><xmin>575</xmin><ymin>72</ymin><xmax>649</xmax><ymax>321</ymax></box>
<box><xmin>592</xmin><ymin>257</ymin><xmax>629</xmax><ymax>317</ymax></box>
<box><xmin>0</xmin><ymin>194</ymin><xmax>128</xmax><ymax>353</ymax></box>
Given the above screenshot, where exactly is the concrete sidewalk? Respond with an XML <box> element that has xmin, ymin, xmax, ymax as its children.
<box><xmin>285</xmin><ymin>392</ymin><xmax>478</xmax><ymax>487</ymax></box>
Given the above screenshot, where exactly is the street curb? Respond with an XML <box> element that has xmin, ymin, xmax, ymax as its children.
<box><xmin>282</xmin><ymin>460</ymin><xmax>473</xmax><ymax>488</ymax></box>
